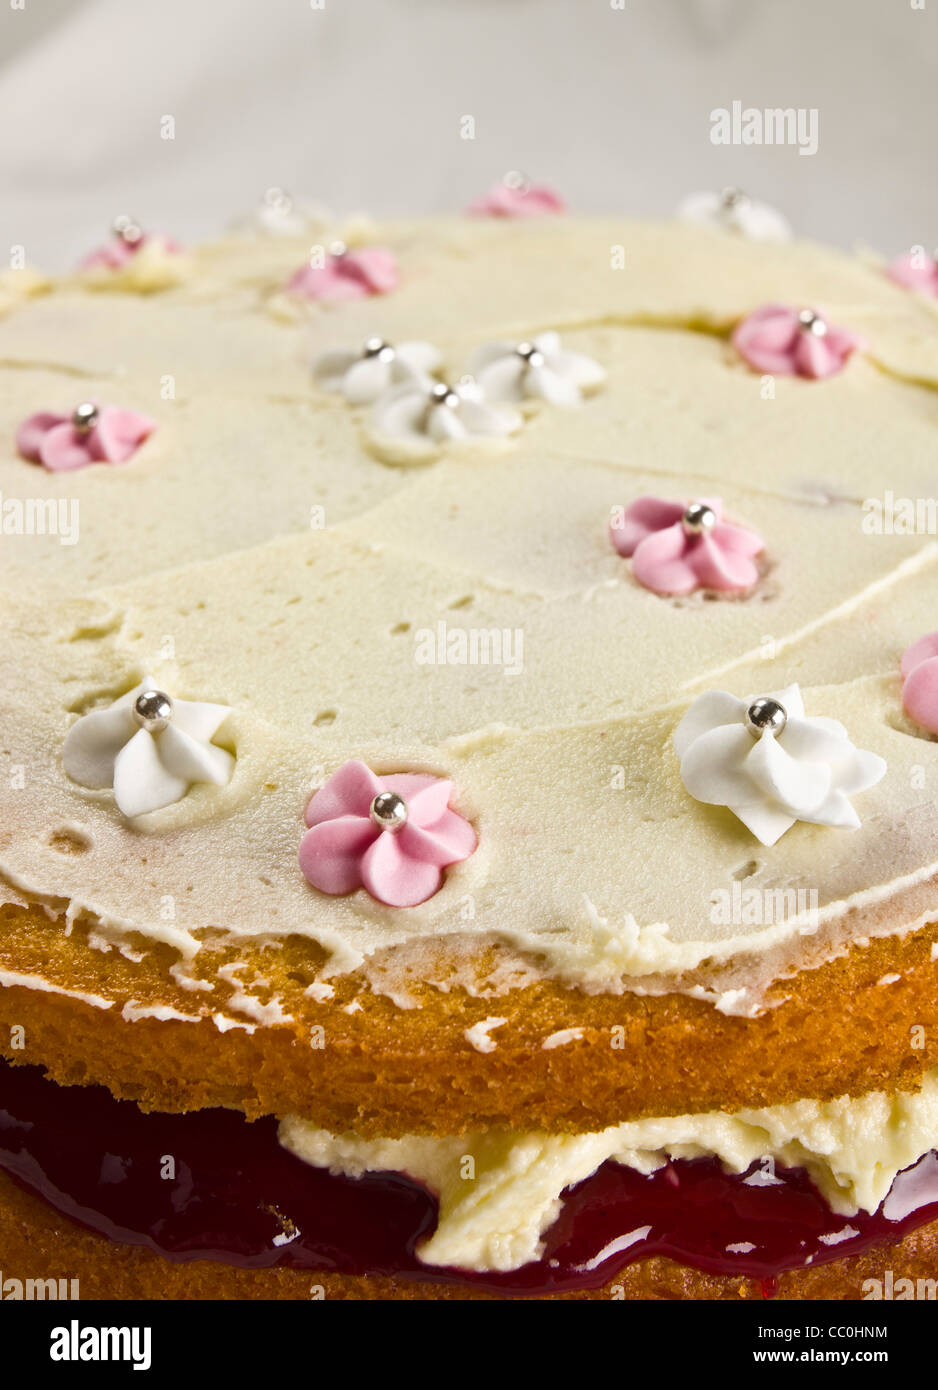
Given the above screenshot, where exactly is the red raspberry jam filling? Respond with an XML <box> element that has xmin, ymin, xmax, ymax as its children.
<box><xmin>2</xmin><ymin>1058</ymin><xmax>937</xmax><ymax>1295</ymax></box>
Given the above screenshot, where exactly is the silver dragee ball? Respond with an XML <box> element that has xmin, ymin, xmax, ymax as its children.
<box><xmin>113</xmin><ymin>215</ymin><xmax>143</xmax><ymax>245</ymax></box>
<box><xmin>682</xmin><ymin>502</ymin><xmax>717</xmax><ymax>535</ymax></box>
<box><xmin>362</xmin><ymin>336</ymin><xmax>395</xmax><ymax>364</ymax></box>
<box><xmin>719</xmin><ymin>188</ymin><xmax>751</xmax><ymax>232</ymax></box>
<box><xmin>71</xmin><ymin>402</ymin><xmax>99</xmax><ymax>434</ymax></box>
<box><xmin>516</xmin><ymin>342</ymin><xmax>546</xmax><ymax>369</ymax></box>
<box><xmin>132</xmin><ymin>690</ymin><xmax>174</xmax><ymax>734</ymax></box>
<box><xmin>798</xmin><ymin>308</ymin><xmax>828</xmax><ymax>337</ymax></box>
<box><xmin>264</xmin><ymin>186</ymin><xmax>292</xmax><ymax>212</ymax></box>
<box><xmin>430</xmin><ymin>382</ymin><xmax>461</xmax><ymax>409</ymax></box>
<box><xmin>720</xmin><ymin>187</ymin><xmax>750</xmax><ymax>211</ymax></box>
<box><xmin>745</xmin><ymin>697</ymin><xmax>788</xmax><ymax>738</ymax></box>
<box><xmin>369</xmin><ymin>790</ymin><xmax>408</xmax><ymax>832</ymax></box>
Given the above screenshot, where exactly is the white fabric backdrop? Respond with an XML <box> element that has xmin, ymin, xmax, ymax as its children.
<box><xmin>0</xmin><ymin>0</ymin><xmax>935</xmax><ymax>267</ymax></box>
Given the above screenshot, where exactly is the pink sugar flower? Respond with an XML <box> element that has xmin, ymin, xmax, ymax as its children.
<box><xmin>16</xmin><ymin>403</ymin><xmax>156</xmax><ymax>472</ymax></box>
<box><xmin>79</xmin><ymin>222</ymin><xmax>182</xmax><ymax>271</ymax></box>
<box><xmin>468</xmin><ymin>179</ymin><xmax>565</xmax><ymax>218</ymax></box>
<box><xmin>299</xmin><ymin>760</ymin><xmax>476</xmax><ymax>908</ymax></box>
<box><xmin>286</xmin><ymin>246</ymin><xmax>398</xmax><ymax>302</ymax></box>
<box><xmin>900</xmin><ymin>632</ymin><xmax>938</xmax><ymax>735</ymax></box>
<box><xmin>732</xmin><ymin>304</ymin><xmax>863</xmax><ymax>379</ymax></box>
<box><xmin>611</xmin><ymin>496</ymin><xmax>764</xmax><ymax>597</ymax></box>
<box><xmin>886</xmin><ymin>251</ymin><xmax>938</xmax><ymax>298</ymax></box>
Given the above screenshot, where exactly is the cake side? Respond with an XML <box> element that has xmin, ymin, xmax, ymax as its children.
<box><xmin>2</xmin><ymin>900</ymin><xmax>938</xmax><ymax>1133</ymax></box>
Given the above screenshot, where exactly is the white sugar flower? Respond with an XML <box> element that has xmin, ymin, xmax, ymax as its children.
<box><xmin>63</xmin><ymin>678</ymin><xmax>234</xmax><ymax>819</ymax></box>
<box><xmin>468</xmin><ymin>332</ymin><xmax>606</xmax><ymax>407</ymax></box>
<box><xmin>677</xmin><ymin>189</ymin><xmax>791</xmax><ymax>243</ymax></box>
<box><xmin>232</xmin><ymin>187</ymin><xmax>330</xmax><ymax>237</ymax></box>
<box><xmin>313</xmin><ymin>337</ymin><xmax>441</xmax><ymax>405</ymax></box>
<box><xmin>673</xmin><ymin>684</ymin><xmax>886</xmax><ymax>846</ymax></box>
<box><xmin>371</xmin><ymin>378</ymin><xmax>522</xmax><ymax>445</ymax></box>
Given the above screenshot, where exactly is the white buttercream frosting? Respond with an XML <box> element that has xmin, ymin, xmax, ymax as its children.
<box><xmin>0</xmin><ymin>217</ymin><xmax>937</xmax><ymax>1005</ymax></box>
<box><xmin>62</xmin><ymin>677</ymin><xmax>234</xmax><ymax>819</ymax></box>
<box><xmin>674</xmin><ymin>683</ymin><xmax>887</xmax><ymax>846</ymax></box>
<box><xmin>280</xmin><ymin>1070</ymin><xmax>938</xmax><ymax>1273</ymax></box>
<box><xmin>0</xmin><ymin>266</ymin><xmax>48</xmax><ymax>317</ymax></box>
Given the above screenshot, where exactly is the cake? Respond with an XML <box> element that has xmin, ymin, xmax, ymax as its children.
<box><xmin>2</xmin><ymin>191</ymin><xmax>938</xmax><ymax>1301</ymax></box>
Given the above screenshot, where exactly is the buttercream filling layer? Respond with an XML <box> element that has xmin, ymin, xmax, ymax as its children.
<box><xmin>280</xmin><ymin>1069</ymin><xmax>938</xmax><ymax>1272</ymax></box>
<box><xmin>2</xmin><ymin>1058</ymin><xmax>937</xmax><ymax>1294</ymax></box>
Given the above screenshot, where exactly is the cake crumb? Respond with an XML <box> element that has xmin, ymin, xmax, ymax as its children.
<box><xmin>818</xmin><ymin>1225</ymin><xmax>859</xmax><ymax>1246</ymax></box>
<box><xmin>542</xmin><ymin>1027</ymin><xmax>584</xmax><ymax>1050</ymax></box>
<box><xmin>465</xmin><ymin>1016</ymin><xmax>507</xmax><ymax>1053</ymax></box>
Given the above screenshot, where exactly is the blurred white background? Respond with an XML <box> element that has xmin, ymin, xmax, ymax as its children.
<box><xmin>0</xmin><ymin>0</ymin><xmax>935</xmax><ymax>266</ymax></box>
